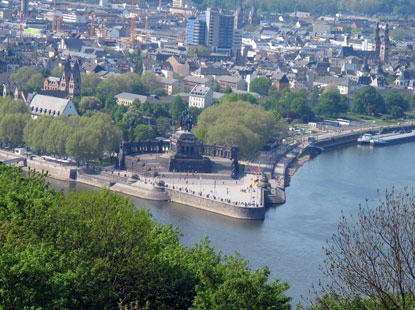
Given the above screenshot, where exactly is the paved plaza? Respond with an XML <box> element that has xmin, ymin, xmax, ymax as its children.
<box><xmin>138</xmin><ymin>173</ymin><xmax>264</xmax><ymax>207</ymax></box>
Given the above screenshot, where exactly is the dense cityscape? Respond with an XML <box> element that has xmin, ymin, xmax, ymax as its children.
<box><xmin>0</xmin><ymin>0</ymin><xmax>414</xmax><ymax>309</ymax></box>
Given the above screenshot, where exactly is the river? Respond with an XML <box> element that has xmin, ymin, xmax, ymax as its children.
<box><xmin>47</xmin><ymin>142</ymin><xmax>415</xmax><ymax>305</ymax></box>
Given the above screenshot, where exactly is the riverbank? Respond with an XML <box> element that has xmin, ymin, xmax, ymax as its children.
<box><xmin>0</xmin><ymin>149</ymin><xmax>266</xmax><ymax>220</ymax></box>
<box><xmin>268</xmin><ymin>122</ymin><xmax>415</xmax><ymax>205</ymax></box>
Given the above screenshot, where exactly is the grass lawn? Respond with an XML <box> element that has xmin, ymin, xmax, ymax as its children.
<box><xmin>90</xmin><ymin>157</ymin><xmax>116</xmax><ymax>167</ymax></box>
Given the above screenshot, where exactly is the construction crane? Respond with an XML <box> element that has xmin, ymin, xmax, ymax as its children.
<box><xmin>102</xmin><ymin>19</ymin><xmax>107</xmax><ymax>37</ymax></box>
<box><xmin>52</xmin><ymin>0</ymin><xmax>73</xmax><ymax>32</ymax></box>
<box><xmin>57</xmin><ymin>16</ymin><xmax>63</xmax><ymax>32</ymax></box>
<box><xmin>90</xmin><ymin>13</ymin><xmax>94</xmax><ymax>38</ymax></box>
<box><xmin>19</xmin><ymin>11</ymin><xmax>23</xmax><ymax>38</ymax></box>
<box><xmin>139</xmin><ymin>10</ymin><xmax>149</xmax><ymax>43</ymax></box>
<box><xmin>130</xmin><ymin>0</ymin><xmax>136</xmax><ymax>45</ymax></box>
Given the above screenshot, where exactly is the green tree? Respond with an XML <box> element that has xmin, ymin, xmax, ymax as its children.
<box><xmin>223</xmin><ymin>86</ymin><xmax>232</xmax><ymax>94</ymax></box>
<box><xmin>351</xmin><ymin>86</ymin><xmax>385</xmax><ymax>115</ymax></box>
<box><xmin>249</xmin><ymin>77</ymin><xmax>272</xmax><ymax>96</ymax></box>
<box><xmin>384</xmin><ymin>90</ymin><xmax>408</xmax><ymax>116</ymax></box>
<box><xmin>0</xmin><ymin>165</ymin><xmax>292</xmax><ymax>310</ymax></box>
<box><xmin>140</xmin><ymin>72</ymin><xmax>161</xmax><ymax>94</ymax></box>
<box><xmin>156</xmin><ymin>116</ymin><xmax>170</xmax><ymax>136</ymax></box>
<box><xmin>134</xmin><ymin>124</ymin><xmax>156</xmax><ymax>141</ymax></box>
<box><xmin>23</xmin><ymin>73</ymin><xmax>43</xmax><ymax>91</ymax></box>
<box><xmin>152</xmin><ymin>87</ymin><xmax>167</xmax><ymax>96</ymax></box>
<box><xmin>290</xmin><ymin>97</ymin><xmax>314</xmax><ymax>122</ymax></box>
<box><xmin>78</xmin><ymin>96</ymin><xmax>102</xmax><ymax>114</ymax></box>
<box><xmin>152</xmin><ymin>102</ymin><xmax>169</xmax><ymax>118</ymax></box>
<box><xmin>81</xmin><ymin>72</ymin><xmax>102</xmax><ymax>95</ymax></box>
<box><xmin>0</xmin><ymin>113</ymin><xmax>29</xmax><ymax>147</ymax></box>
<box><xmin>122</xmin><ymin>105</ymin><xmax>143</xmax><ymax>140</ymax></box>
<box><xmin>278</xmin><ymin>89</ymin><xmax>308</xmax><ymax>117</ymax></box>
<box><xmin>23</xmin><ymin>116</ymin><xmax>53</xmax><ymax>154</ymax></box>
<box><xmin>315</xmin><ymin>92</ymin><xmax>349</xmax><ymax>118</ymax></box>
<box><xmin>310</xmin><ymin>188</ymin><xmax>415</xmax><ymax>310</ymax></box>
<box><xmin>44</xmin><ymin>118</ymin><xmax>72</xmax><ymax>156</ymax></box>
<box><xmin>10</xmin><ymin>66</ymin><xmax>36</xmax><ymax>84</ymax></box>
<box><xmin>389</xmin><ymin>105</ymin><xmax>404</xmax><ymax>118</ymax></box>
<box><xmin>111</xmin><ymin>104</ymin><xmax>128</xmax><ymax>123</ymax></box>
<box><xmin>222</xmin><ymin>93</ymin><xmax>258</xmax><ymax>105</ymax></box>
<box><xmin>169</xmin><ymin>96</ymin><xmax>187</xmax><ymax>121</ymax></box>
<box><xmin>51</xmin><ymin>65</ymin><xmax>64</xmax><ymax>77</ymax></box>
<box><xmin>139</xmin><ymin>101</ymin><xmax>153</xmax><ymax>116</ymax></box>
<box><xmin>0</xmin><ymin>97</ymin><xmax>28</xmax><ymax>117</ymax></box>
<box><xmin>194</xmin><ymin>100</ymin><xmax>277</xmax><ymax>159</ymax></box>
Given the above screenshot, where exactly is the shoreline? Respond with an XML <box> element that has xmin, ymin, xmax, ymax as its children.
<box><xmin>0</xmin><ymin>150</ymin><xmax>266</xmax><ymax>220</ymax></box>
<box><xmin>2</xmin><ymin>122</ymin><xmax>414</xmax><ymax>220</ymax></box>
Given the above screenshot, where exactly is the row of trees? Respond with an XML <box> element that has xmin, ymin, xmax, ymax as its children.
<box><xmin>0</xmin><ymin>97</ymin><xmax>122</xmax><ymax>165</ymax></box>
<box><xmin>9</xmin><ymin>66</ymin><xmax>49</xmax><ymax>92</ymax></box>
<box><xmin>24</xmin><ymin>113</ymin><xmax>121</xmax><ymax>165</ymax></box>
<box><xmin>80</xmin><ymin>71</ymin><xmax>162</xmax><ymax>110</ymax></box>
<box><xmin>0</xmin><ymin>97</ymin><xmax>30</xmax><ymax>147</ymax></box>
<box><xmin>0</xmin><ymin>164</ymin><xmax>292</xmax><ymax>309</ymax></box>
<box><xmin>248</xmin><ymin>76</ymin><xmax>414</xmax><ymax>121</ymax></box>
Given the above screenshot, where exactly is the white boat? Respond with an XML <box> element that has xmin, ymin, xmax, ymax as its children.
<box><xmin>357</xmin><ymin>133</ymin><xmax>373</xmax><ymax>144</ymax></box>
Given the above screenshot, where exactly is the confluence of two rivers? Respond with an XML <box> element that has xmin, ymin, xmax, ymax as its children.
<box><xmin>48</xmin><ymin>142</ymin><xmax>415</xmax><ymax>304</ymax></box>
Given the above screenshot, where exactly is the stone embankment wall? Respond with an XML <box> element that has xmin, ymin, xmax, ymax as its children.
<box><xmin>166</xmin><ymin>188</ymin><xmax>265</xmax><ymax>220</ymax></box>
<box><xmin>0</xmin><ymin>151</ymin><xmax>263</xmax><ymax>219</ymax></box>
<box><xmin>313</xmin><ymin>133</ymin><xmax>360</xmax><ymax>149</ymax></box>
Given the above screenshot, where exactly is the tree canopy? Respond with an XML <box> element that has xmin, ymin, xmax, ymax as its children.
<box><xmin>194</xmin><ymin>100</ymin><xmax>277</xmax><ymax>159</ymax></box>
<box><xmin>0</xmin><ymin>164</ymin><xmax>292</xmax><ymax>310</ymax></box>
<box><xmin>308</xmin><ymin>188</ymin><xmax>415</xmax><ymax>310</ymax></box>
<box><xmin>351</xmin><ymin>86</ymin><xmax>386</xmax><ymax>115</ymax></box>
<box><xmin>249</xmin><ymin>77</ymin><xmax>272</xmax><ymax>96</ymax></box>
<box><xmin>23</xmin><ymin>113</ymin><xmax>121</xmax><ymax>164</ymax></box>
<box><xmin>384</xmin><ymin>90</ymin><xmax>408</xmax><ymax>118</ymax></box>
<box><xmin>314</xmin><ymin>92</ymin><xmax>348</xmax><ymax>119</ymax></box>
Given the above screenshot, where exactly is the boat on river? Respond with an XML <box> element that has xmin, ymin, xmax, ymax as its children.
<box><xmin>357</xmin><ymin>133</ymin><xmax>373</xmax><ymax>144</ymax></box>
<box><xmin>370</xmin><ymin>130</ymin><xmax>415</xmax><ymax>146</ymax></box>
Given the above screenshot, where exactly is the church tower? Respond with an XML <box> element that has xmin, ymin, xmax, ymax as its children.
<box><xmin>68</xmin><ymin>60</ymin><xmax>81</xmax><ymax>98</ymax></box>
<box><xmin>60</xmin><ymin>57</ymin><xmax>72</xmax><ymax>92</ymax></box>
<box><xmin>374</xmin><ymin>22</ymin><xmax>381</xmax><ymax>58</ymax></box>
<box><xmin>380</xmin><ymin>24</ymin><xmax>390</xmax><ymax>64</ymax></box>
<box><xmin>234</xmin><ymin>6</ymin><xmax>243</xmax><ymax>29</ymax></box>
<box><xmin>248</xmin><ymin>6</ymin><xmax>257</xmax><ymax>25</ymax></box>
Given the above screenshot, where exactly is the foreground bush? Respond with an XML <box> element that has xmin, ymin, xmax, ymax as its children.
<box><xmin>0</xmin><ymin>164</ymin><xmax>291</xmax><ymax>310</ymax></box>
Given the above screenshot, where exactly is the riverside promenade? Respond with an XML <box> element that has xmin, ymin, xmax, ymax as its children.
<box><xmin>0</xmin><ymin>149</ymin><xmax>266</xmax><ymax>220</ymax></box>
<box><xmin>264</xmin><ymin>121</ymin><xmax>415</xmax><ymax>204</ymax></box>
<box><xmin>1</xmin><ymin>121</ymin><xmax>414</xmax><ymax>219</ymax></box>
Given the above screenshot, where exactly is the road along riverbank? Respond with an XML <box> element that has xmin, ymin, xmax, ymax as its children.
<box><xmin>267</xmin><ymin>122</ymin><xmax>415</xmax><ymax>205</ymax></box>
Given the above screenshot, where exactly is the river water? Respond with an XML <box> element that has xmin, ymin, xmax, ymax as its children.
<box><xmin>47</xmin><ymin>142</ymin><xmax>415</xmax><ymax>305</ymax></box>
